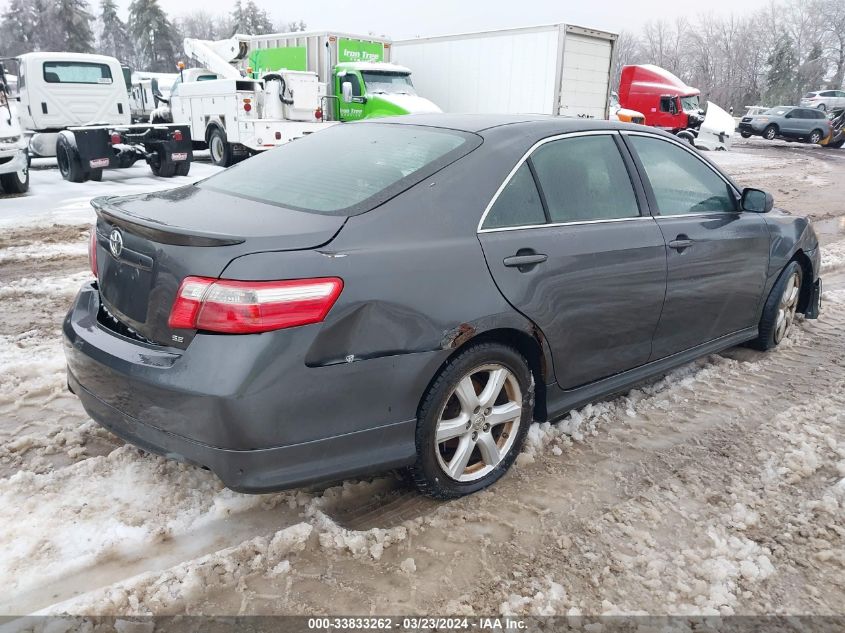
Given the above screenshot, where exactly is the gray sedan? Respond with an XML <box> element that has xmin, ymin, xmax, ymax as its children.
<box><xmin>738</xmin><ymin>106</ymin><xmax>831</xmax><ymax>143</ymax></box>
<box><xmin>63</xmin><ymin>115</ymin><xmax>822</xmax><ymax>499</ymax></box>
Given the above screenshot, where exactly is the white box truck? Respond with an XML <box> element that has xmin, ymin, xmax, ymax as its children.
<box><xmin>392</xmin><ymin>24</ymin><xmax>617</xmax><ymax>119</ymax></box>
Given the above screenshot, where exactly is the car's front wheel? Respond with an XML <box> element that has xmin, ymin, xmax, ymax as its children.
<box><xmin>409</xmin><ymin>342</ymin><xmax>533</xmax><ymax>499</ymax></box>
<box><xmin>749</xmin><ymin>261</ymin><xmax>803</xmax><ymax>351</ymax></box>
<box><xmin>740</xmin><ymin>131</ymin><xmax>752</xmax><ymax>138</ymax></box>
<box><xmin>763</xmin><ymin>125</ymin><xmax>778</xmax><ymax>141</ymax></box>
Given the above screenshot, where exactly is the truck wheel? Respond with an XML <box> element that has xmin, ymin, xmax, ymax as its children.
<box><xmin>208</xmin><ymin>128</ymin><xmax>234</xmax><ymax>167</ymax></box>
<box><xmin>0</xmin><ymin>160</ymin><xmax>30</xmax><ymax>194</ymax></box>
<box><xmin>174</xmin><ymin>160</ymin><xmax>191</xmax><ymax>177</ymax></box>
<box><xmin>149</xmin><ymin>149</ymin><xmax>176</xmax><ymax>178</ymax></box>
<box><xmin>676</xmin><ymin>130</ymin><xmax>695</xmax><ymax>145</ymax></box>
<box><xmin>56</xmin><ymin>133</ymin><xmax>88</xmax><ymax>183</ymax></box>
<box><xmin>89</xmin><ymin>169</ymin><xmax>103</xmax><ymax>182</ymax></box>
<box><xmin>763</xmin><ymin>125</ymin><xmax>778</xmax><ymax>141</ymax></box>
<box><xmin>827</xmin><ymin>139</ymin><xmax>844</xmax><ymax>149</ymax></box>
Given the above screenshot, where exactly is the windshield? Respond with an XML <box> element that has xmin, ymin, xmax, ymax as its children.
<box><xmin>199</xmin><ymin>123</ymin><xmax>478</xmax><ymax>216</ymax></box>
<box><xmin>361</xmin><ymin>71</ymin><xmax>417</xmax><ymax>96</ymax></box>
<box><xmin>680</xmin><ymin>95</ymin><xmax>699</xmax><ymax>112</ymax></box>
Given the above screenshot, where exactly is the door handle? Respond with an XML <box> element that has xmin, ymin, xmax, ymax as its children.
<box><xmin>668</xmin><ymin>236</ymin><xmax>693</xmax><ymax>251</ymax></box>
<box><xmin>503</xmin><ymin>253</ymin><xmax>548</xmax><ymax>268</ymax></box>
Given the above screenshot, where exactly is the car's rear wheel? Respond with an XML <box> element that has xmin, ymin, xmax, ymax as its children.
<box><xmin>817</xmin><ymin>103</ymin><xmax>826</xmax><ymax>111</ymax></box>
<box><xmin>409</xmin><ymin>342</ymin><xmax>533</xmax><ymax>499</ymax></box>
<box><xmin>749</xmin><ymin>261</ymin><xmax>803</xmax><ymax>351</ymax></box>
<box><xmin>808</xmin><ymin>129</ymin><xmax>823</xmax><ymax>144</ymax></box>
<box><xmin>763</xmin><ymin>125</ymin><xmax>778</xmax><ymax>141</ymax></box>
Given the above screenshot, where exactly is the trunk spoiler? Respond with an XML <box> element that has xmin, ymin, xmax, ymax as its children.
<box><xmin>92</xmin><ymin>195</ymin><xmax>246</xmax><ymax>247</ymax></box>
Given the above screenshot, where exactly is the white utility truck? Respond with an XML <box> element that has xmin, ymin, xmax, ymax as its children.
<box><xmin>128</xmin><ymin>71</ymin><xmax>177</xmax><ymax>122</ymax></box>
<box><xmin>393</xmin><ymin>24</ymin><xmax>617</xmax><ymax>119</ymax></box>
<box><xmin>160</xmin><ymin>32</ymin><xmax>439</xmax><ymax>166</ymax></box>
<box><xmin>8</xmin><ymin>52</ymin><xmax>192</xmax><ymax>182</ymax></box>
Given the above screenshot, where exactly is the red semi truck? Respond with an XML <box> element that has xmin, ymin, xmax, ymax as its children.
<box><xmin>618</xmin><ymin>64</ymin><xmax>703</xmax><ymax>142</ymax></box>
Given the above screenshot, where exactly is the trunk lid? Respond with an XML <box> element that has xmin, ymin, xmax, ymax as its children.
<box><xmin>92</xmin><ymin>186</ymin><xmax>345</xmax><ymax>349</ymax></box>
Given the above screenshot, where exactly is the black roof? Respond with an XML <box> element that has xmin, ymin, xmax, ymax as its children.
<box><xmin>364</xmin><ymin>113</ymin><xmax>647</xmax><ymax>135</ymax></box>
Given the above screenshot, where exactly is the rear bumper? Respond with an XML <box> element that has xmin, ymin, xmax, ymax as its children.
<box><xmin>63</xmin><ymin>282</ymin><xmax>429</xmax><ymax>492</ymax></box>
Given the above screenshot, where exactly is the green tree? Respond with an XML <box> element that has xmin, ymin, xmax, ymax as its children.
<box><xmin>765</xmin><ymin>33</ymin><xmax>798</xmax><ymax>104</ymax></box>
<box><xmin>128</xmin><ymin>0</ymin><xmax>179</xmax><ymax>71</ymax></box>
<box><xmin>99</xmin><ymin>0</ymin><xmax>132</xmax><ymax>62</ymax></box>
<box><xmin>48</xmin><ymin>0</ymin><xmax>95</xmax><ymax>52</ymax></box>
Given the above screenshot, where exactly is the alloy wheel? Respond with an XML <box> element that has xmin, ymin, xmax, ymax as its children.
<box><xmin>809</xmin><ymin>131</ymin><xmax>821</xmax><ymax>144</ymax></box>
<box><xmin>774</xmin><ymin>271</ymin><xmax>800</xmax><ymax>343</ymax></box>
<box><xmin>434</xmin><ymin>364</ymin><xmax>522</xmax><ymax>482</ymax></box>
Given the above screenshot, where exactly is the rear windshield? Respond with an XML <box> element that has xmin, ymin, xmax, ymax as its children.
<box><xmin>199</xmin><ymin>123</ymin><xmax>478</xmax><ymax>215</ymax></box>
<box><xmin>43</xmin><ymin>62</ymin><xmax>112</xmax><ymax>84</ymax></box>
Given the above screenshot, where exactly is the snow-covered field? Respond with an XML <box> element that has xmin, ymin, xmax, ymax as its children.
<box><xmin>0</xmin><ymin>145</ymin><xmax>843</xmax><ymax>617</ymax></box>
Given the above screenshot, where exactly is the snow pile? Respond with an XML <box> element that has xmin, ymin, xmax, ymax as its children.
<box><xmin>42</xmin><ymin>522</ymin><xmax>314</xmax><ymax>615</ymax></box>
<box><xmin>821</xmin><ymin>239</ymin><xmax>845</xmax><ymax>273</ymax></box>
<box><xmin>0</xmin><ymin>270</ymin><xmax>91</xmax><ymax>300</ymax></box>
<box><xmin>499</xmin><ymin>577</ymin><xmax>568</xmax><ymax>616</ymax></box>
<box><xmin>0</xmin><ymin>446</ymin><xmax>286</xmax><ymax>597</ymax></box>
<box><xmin>0</xmin><ymin>241</ymin><xmax>87</xmax><ymax>263</ymax></box>
<box><xmin>307</xmin><ymin>508</ymin><xmax>409</xmax><ymax>560</ymax></box>
<box><xmin>0</xmin><ymin>331</ymin><xmax>69</xmax><ymax>405</ymax></box>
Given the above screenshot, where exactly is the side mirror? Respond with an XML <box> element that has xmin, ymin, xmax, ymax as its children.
<box><xmin>741</xmin><ymin>188</ymin><xmax>773</xmax><ymax>213</ymax></box>
<box><xmin>341</xmin><ymin>81</ymin><xmax>352</xmax><ymax>103</ymax></box>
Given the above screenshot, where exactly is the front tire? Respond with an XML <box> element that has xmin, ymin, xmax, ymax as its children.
<box><xmin>740</xmin><ymin>131</ymin><xmax>752</xmax><ymax>138</ymax></box>
<box><xmin>749</xmin><ymin>261</ymin><xmax>803</xmax><ymax>351</ymax></box>
<box><xmin>763</xmin><ymin>125</ymin><xmax>778</xmax><ymax>141</ymax></box>
<box><xmin>0</xmin><ymin>159</ymin><xmax>29</xmax><ymax>194</ymax></box>
<box><xmin>408</xmin><ymin>342</ymin><xmax>534</xmax><ymax>499</ymax></box>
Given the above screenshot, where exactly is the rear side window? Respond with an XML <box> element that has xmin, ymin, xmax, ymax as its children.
<box><xmin>629</xmin><ymin>135</ymin><xmax>736</xmax><ymax>214</ymax></box>
<box><xmin>482</xmin><ymin>163</ymin><xmax>546</xmax><ymax>229</ymax></box>
<box><xmin>200</xmin><ymin>123</ymin><xmax>477</xmax><ymax>215</ymax></box>
<box><xmin>43</xmin><ymin>62</ymin><xmax>112</xmax><ymax>84</ymax></box>
<box><xmin>530</xmin><ymin>135</ymin><xmax>640</xmax><ymax>223</ymax></box>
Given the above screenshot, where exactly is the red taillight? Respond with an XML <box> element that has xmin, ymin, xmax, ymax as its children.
<box><xmin>243</xmin><ymin>102</ymin><xmax>252</xmax><ymax>112</ymax></box>
<box><xmin>172</xmin><ymin>129</ymin><xmax>183</xmax><ymax>141</ymax></box>
<box><xmin>315</xmin><ymin>107</ymin><xmax>323</xmax><ymax>120</ymax></box>
<box><xmin>168</xmin><ymin>277</ymin><xmax>343</xmax><ymax>334</ymax></box>
<box><xmin>274</xmin><ymin>131</ymin><xmax>282</xmax><ymax>140</ymax></box>
<box><xmin>88</xmin><ymin>226</ymin><xmax>98</xmax><ymax>278</ymax></box>
<box><xmin>110</xmin><ymin>132</ymin><xmax>121</xmax><ymax>145</ymax></box>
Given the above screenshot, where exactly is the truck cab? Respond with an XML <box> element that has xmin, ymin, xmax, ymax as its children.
<box><xmin>333</xmin><ymin>62</ymin><xmax>440</xmax><ymax>121</ymax></box>
<box><xmin>618</xmin><ymin>64</ymin><xmax>701</xmax><ymax>133</ymax></box>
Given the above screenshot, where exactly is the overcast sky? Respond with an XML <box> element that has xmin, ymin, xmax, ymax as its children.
<box><xmin>116</xmin><ymin>0</ymin><xmax>771</xmax><ymax>39</ymax></box>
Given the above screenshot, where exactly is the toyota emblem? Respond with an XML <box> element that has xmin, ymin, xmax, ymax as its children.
<box><xmin>109</xmin><ymin>229</ymin><xmax>123</xmax><ymax>258</ymax></box>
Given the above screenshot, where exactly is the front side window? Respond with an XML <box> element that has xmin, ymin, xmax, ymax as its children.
<box><xmin>530</xmin><ymin>135</ymin><xmax>640</xmax><ymax>223</ymax></box>
<box><xmin>482</xmin><ymin>163</ymin><xmax>546</xmax><ymax>230</ymax></box>
<box><xmin>43</xmin><ymin>61</ymin><xmax>112</xmax><ymax>84</ymax></box>
<box><xmin>629</xmin><ymin>135</ymin><xmax>736</xmax><ymax>215</ymax></box>
<box><xmin>199</xmin><ymin>123</ymin><xmax>477</xmax><ymax>215</ymax></box>
<box><xmin>342</xmin><ymin>74</ymin><xmax>362</xmax><ymax>97</ymax></box>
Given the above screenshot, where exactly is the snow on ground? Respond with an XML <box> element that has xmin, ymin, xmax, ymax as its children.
<box><xmin>0</xmin><ymin>141</ymin><xmax>844</xmax><ymax>617</ymax></box>
<box><xmin>0</xmin><ymin>157</ymin><xmax>222</xmax><ymax>229</ymax></box>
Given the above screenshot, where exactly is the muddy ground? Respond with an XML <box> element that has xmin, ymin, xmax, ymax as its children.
<box><xmin>0</xmin><ymin>139</ymin><xmax>843</xmax><ymax>618</ymax></box>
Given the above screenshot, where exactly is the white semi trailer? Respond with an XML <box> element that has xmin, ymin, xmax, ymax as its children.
<box><xmin>392</xmin><ymin>23</ymin><xmax>618</xmax><ymax>119</ymax></box>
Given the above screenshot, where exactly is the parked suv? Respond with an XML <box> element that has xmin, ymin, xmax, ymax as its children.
<box><xmin>800</xmin><ymin>90</ymin><xmax>845</xmax><ymax>111</ymax></box>
<box><xmin>738</xmin><ymin>106</ymin><xmax>831</xmax><ymax>144</ymax></box>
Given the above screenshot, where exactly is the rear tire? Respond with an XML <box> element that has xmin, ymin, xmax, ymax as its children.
<box><xmin>208</xmin><ymin>128</ymin><xmax>234</xmax><ymax>167</ymax></box>
<box><xmin>748</xmin><ymin>261</ymin><xmax>803</xmax><ymax>351</ymax></box>
<box><xmin>149</xmin><ymin>149</ymin><xmax>176</xmax><ymax>178</ymax></box>
<box><xmin>88</xmin><ymin>169</ymin><xmax>103</xmax><ymax>182</ymax></box>
<box><xmin>817</xmin><ymin>103</ymin><xmax>826</xmax><ymax>112</ymax></box>
<box><xmin>56</xmin><ymin>133</ymin><xmax>87</xmax><ymax>183</ymax></box>
<box><xmin>408</xmin><ymin>342</ymin><xmax>534</xmax><ymax>499</ymax></box>
<box><xmin>763</xmin><ymin>125</ymin><xmax>778</xmax><ymax>141</ymax></box>
<box><xmin>174</xmin><ymin>160</ymin><xmax>191</xmax><ymax>177</ymax></box>
<box><xmin>808</xmin><ymin>129</ymin><xmax>823</xmax><ymax>144</ymax></box>
<box><xmin>0</xmin><ymin>159</ymin><xmax>29</xmax><ymax>194</ymax></box>
<box><xmin>740</xmin><ymin>131</ymin><xmax>752</xmax><ymax>138</ymax></box>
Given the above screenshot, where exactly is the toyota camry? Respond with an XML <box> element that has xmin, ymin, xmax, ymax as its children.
<box><xmin>64</xmin><ymin>115</ymin><xmax>822</xmax><ymax>499</ymax></box>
